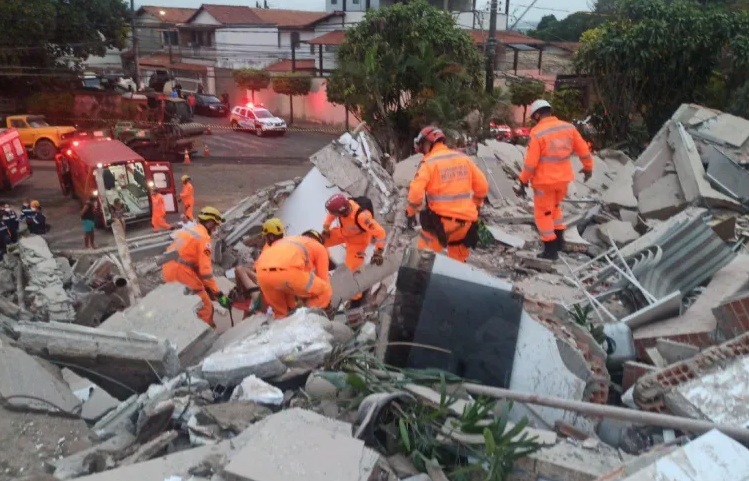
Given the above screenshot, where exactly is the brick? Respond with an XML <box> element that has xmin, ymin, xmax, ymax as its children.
<box><xmin>622</xmin><ymin>361</ymin><xmax>657</xmax><ymax>392</ymax></box>
<box><xmin>714</xmin><ymin>290</ymin><xmax>749</xmax><ymax>341</ymax></box>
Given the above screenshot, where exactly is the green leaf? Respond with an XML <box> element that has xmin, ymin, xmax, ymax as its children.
<box><xmin>399</xmin><ymin>418</ymin><xmax>411</xmax><ymax>453</ymax></box>
<box><xmin>483</xmin><ymin>427</ymin><xmax>496</xmax><ymax>455</ymax></box>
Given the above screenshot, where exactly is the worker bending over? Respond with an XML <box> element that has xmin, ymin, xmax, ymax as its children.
<box><xmin>406</xmin><ymin>126</ymin><xmax>488</xmax><ymax>262</ymax></box>
<box><xmin>513</xmin><ymin>100</ymin><xmax>593</xmax><ymax>261</ymax></box>
<box><xmin>162</xmin><ymin>206</ymin><xmax>230</xmax><ymax>327</ymax></box>
<box><xmin>255</xmin><ymin>229</ymin><xmax>332</xmax><ymax>319</ymax></box>
<box><xmin>322</xmin><ymin>194</ymin><xmax>386</xmax><ymax>304</ymax></box>
<box><xmin>178</xmin><ymin>175</ymin><xmax>195</xmax><ymax>221</ymax></box>
<box><xmin>149</xmin><ymin>185</ymin><xmax>173</xmax><ymax>231</ymax></box>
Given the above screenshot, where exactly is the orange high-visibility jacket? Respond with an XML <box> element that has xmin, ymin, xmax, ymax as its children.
<box><xmin>406</xmin><ymin>144</ymin><xmax>489</xmax><ymax>221</ymax></box>
<box><xmin>519</xmin><ymin>116</ymin><xmax>593</xmax><ymax>186</ymax></box>
<box><xmin>256</xmin><ymin>235</ymin><xmax>330</xmax><ymax>279</ymax></box>
<box><xmin>151</xmin><ymin>192</ymin><xmax>166</xmax><ymax>218</ymax></box>
<box><xmin>323</xmin><ymin>199</ymin><xmax>386</xmax><ymax>250</ymax></box>
<box><xmin>164</xmin><ymin>223</ymin><xmax>219</xmax><ymax>293</ymax></box>
<box><xmin>180</xmin><ymin>182</ymin><xmax>194</xmax><ymax>205</ymax></box>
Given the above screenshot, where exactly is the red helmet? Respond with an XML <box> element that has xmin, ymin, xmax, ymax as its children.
<box><xmin>414</xmin><ymin>126</ymin><xmax>446</xmax><ymax>154</ymax></box>
<box><xmin>325</xmin><ymin>194</ymin><xmax>350</xmax><ymax>215</ymax></box>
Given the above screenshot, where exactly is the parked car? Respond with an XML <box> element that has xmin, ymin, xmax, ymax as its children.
<box><xmin>230</xmin><ymin>104</ymin><xmax>287</xmax><ymax>137</ymax></box>
<box><xmin>195</xmin><ymin>94</ymin><xmax>228</xmax><ymax>117</ymax></box>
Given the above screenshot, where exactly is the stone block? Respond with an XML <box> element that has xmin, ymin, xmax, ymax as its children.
<box><xmin>61</xmin><ymin>369</ymin><xmax>119</xmax><ymax>422</ymax></box>
<box><xmin>602</xmin><ymin>162</ymin><xmax>637</xmax><ymax>210</ymax></box>
<box><xmin>598</xmin><ymin>220</ymin><xmax>639</xmax><ymax>247</ymax></box>
<box><xmin>637</xmin><ymin>173</ymin><xmax>687</xmax><ymax>220</ymax></box>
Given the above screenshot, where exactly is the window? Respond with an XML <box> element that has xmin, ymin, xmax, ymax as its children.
<box><xmin>190</xmin><ymin>31</ymin><xmax>212</xmax><ymax>47</ymax></box>
<box><xmin>310</xmin><ymin>44</ymin><xmax>316</xmax><ymax>54</ymax></box>
<box><xmin>352</xmin><ymin>0</ymin><xmax>360</xmax><ymax>3</ymax></box>
<box><xmin>325</xmin><ymin>45</ymin><xmax>338</xmax><ymax>53</ymax></box>
<box><xmin>331</xmin><ymin>0</ymin><xmax>337</xmax><ymax>4</ymax></box>
<box><xmin>152</xmin><ymin>172</ymin><xmax>169</xmax><ymax>189</ymax></box>
<box><xmin>162</xmin><ymin>31</ymin><xmax>178</xmax><ymax>46</ymax></box>
<box><xmin>290</xmin><ymin>31</ymin><xmax>300</xmax><ymax>47</ymax></box>
<box><xmin>10</xmin><ymin>120</ymin><xmax>27</xmax><ymax>129</ymax></box>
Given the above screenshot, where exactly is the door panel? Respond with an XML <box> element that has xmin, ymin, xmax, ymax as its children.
<box><xmin>145</xmin><ymin>161</ymin><xmax>177</xmax><ymax>213</ymax></box>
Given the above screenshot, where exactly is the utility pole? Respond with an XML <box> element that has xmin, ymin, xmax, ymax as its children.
<box><xmin>130</xmin><ymin>0</ymin><xmax>141</xmax><ymax>90</ymax></box>
<box><xmin>485</xmin><ymin>0</ymin><xmax>498</xmax><ymax>94</ymax></box>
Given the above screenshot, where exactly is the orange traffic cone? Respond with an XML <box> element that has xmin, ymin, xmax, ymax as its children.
<box><xmin>183</xmin><ymin>149</ymin><xmax>191</xmax><ymax>164</ymax></box>
<box><xmin>203</xmin><ymin>143</ymin><xmax>210</xmax><ymax>157</ymax></box>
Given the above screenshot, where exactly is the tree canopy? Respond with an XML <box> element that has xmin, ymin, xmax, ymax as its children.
<box><xmin>234</xmin><ymin>69</ymin><xmax>271</xmax><ymax>101</ymax></box>
<box><xmin>527</xmin><ymin>12</ymin><xmax>605</xmax><ymax>42</ymax></box>
<box><xmin>575</xmin><ymin>0</ymin><xmax>749</xmax><ymax>146</ymax></box>
<box><xmin>0</xmin><ymin>0</ymin><xmax>129</xmax><ymax>94</ymax></box>
<box><xmin>326</xmin><ymin>0</ymin><xmax>486</xmax><ymax>157</ymax></box>
<box><xmin>508</xmin><ymin>79</ymin><xmax>546</xmax><ymax>124</ymax></box>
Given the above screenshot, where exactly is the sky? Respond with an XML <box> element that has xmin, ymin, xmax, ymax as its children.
<box><xmin>136</xmin><ymin>0</ymin><xmax>593</xmax><ymax>27</ymax></box>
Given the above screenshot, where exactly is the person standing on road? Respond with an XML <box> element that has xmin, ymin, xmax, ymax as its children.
<box><xmin>149</xmin><ymin>185</ymin><xmax>173</xmax><ymax>231</ymax></box>
<box><xmin>178</xmin><ymin>174</ymin><xmax>195</xmax><ymax>221</ymax></box>
<box><xmin>162</xmin><ymin>206</ymin><xmax>230</xmax><ymax>328</ymax></box>
<box><xmin>1</xmin><ymin>204</ymin><xmax>19</xmax><ymax>243</ymax></box>
<box><xmin>406</xmin><ymin>126</ymin><xmax>489</xmax><ymax>263</ymax></box>
<box><xmin>322</xmin><ymin>194</ymin><xmax>386</xmax><ymax>306</ymax></box>
<box><xmin>513</xmin><ymin>99</ymin><xmax>594</xmax><ymax>261</ymax></box>
<box><xmin>187</xmin><ymin>93</ymin><xmax>197</xmax><ymax>115</ymax></box>
<box><xmin>254</xmin><ymin>230</ymin><xmax>332</xmax><ymax>319</ymax></box>
<box><xmin>81</xmin><ymin>196</ymin><xmax>98</xmax><ymax>249</ymax></box>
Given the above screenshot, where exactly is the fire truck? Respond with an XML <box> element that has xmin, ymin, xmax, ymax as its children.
<box><xmin>54</xmin><ymin>135</ymin><xmax>177</xmax><ymax>227</ymax></box>
<box><xmin>0</xmin><ymin>128</ymin><xmax>33</xmax><ymax>191</ymax></box>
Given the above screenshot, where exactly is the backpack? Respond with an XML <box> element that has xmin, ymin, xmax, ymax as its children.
<box><xmin>352</xmin><ymin>195</ymin><xmax>374</xmax><ymax>231</ymax></box>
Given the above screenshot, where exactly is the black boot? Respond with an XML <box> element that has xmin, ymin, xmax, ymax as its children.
<box><xmin>537</xmin><ymin>240</ymin><xmax>559</xmax><ymax>261</ymax></box>
<box><xmin>555</xmin><ymin>229</ymin><xmax>566</xmax><ymax>253</ymax></box>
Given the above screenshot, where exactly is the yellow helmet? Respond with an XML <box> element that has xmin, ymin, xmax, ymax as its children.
<box><xmin>197</xmin><ymin>206</ymin><xmax>224</xmax><ymax>225</ymax></box>
<box><xmin>181</xmin><ymin>174</ymin><xmax>191</xmax><ymax>182</ymax></box>
<box><xmin>262</xmin><ymin>218</ymin><xmax>285</xmax><ymax>236</ymax></box>
<box><xmin>30</xmin><ymin>200</ymin><xmax>41</xmax><ymax>209</ymax></box>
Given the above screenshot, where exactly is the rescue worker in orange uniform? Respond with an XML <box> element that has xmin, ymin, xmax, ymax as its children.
<box><xmin>162</xmin><ymin>206</ymin><xmax>230</xmax><ymax>328</ymax></box>
<box><xmin>149</xmin><ymin>184</ymin><xmax>173</xmax><ymax>231</ymax></box>
<box><xmin>178</xmin><ymin>174</ymin><xmax>195</xmax><ymax>221</ymax></box>
<box><xmin>254</xmin><ymin>229</ymin><xmax>332</xmax><ymax>319</ymax></box>
<box><xmin>406</xmin><ymin>126</ymin><xmax>489</xmax><ymax>263</ymax></box>
<box><xmin>513</xmin><ymin>100</ymin><xmax>594</xmax><ymax>261</ymax></box>
<box><xmin>322</xmin><ymin>194</ymin><xmax>386</xmax><ymax>304</ymax></box>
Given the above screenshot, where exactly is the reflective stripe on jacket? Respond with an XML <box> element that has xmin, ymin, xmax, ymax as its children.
<box><xmin>519</xmin><ymin>116</ymin><xmax>593</xmax><ymax>185</ymax></box>
<box><xmin>406</xmin><ymin>143</ymin><xmax>489</xmax><ymax>221</ymax></box>
<box><xmin>255</xmin><ymin>235</ymin><xmax>330</xmax><ymax>280</ymax></box>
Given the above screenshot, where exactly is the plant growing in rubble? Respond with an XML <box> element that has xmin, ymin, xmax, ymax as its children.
<box><xmin>569</xmin><ymin>304</ymin><xmax>607</xmax><ymax>345</ymax></box>
<box><xmin>271</xmin><ymin>73</ymin><xmax>312</xmax><ymax>125</ymax></box>
<box><xmin>233</xmin><ymin>69</ymin><xmax>271</xmax><ymax>102</ymax></box>
<box><xmin>326</xmin><ymin>0</ymin><xmax>486</xmax><ymax>158</ymax></box>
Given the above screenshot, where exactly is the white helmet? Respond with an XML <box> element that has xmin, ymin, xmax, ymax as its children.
<box><xmin>529</xmin><ymin>99</ymin><xmax>552</xmax><ymax>118</ymax></box>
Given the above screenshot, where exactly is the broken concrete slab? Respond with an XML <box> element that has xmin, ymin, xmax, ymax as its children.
<box><xmin>200</xmin><ymin>308</ymin><xmax>333</xmax><ymax>385</ymax></box>
<box><xmin>62</xmin><ymin>369</ymin><xmax>119</xmax><ymax>422</ymax></box>
<box><xmin>688</xmin><ymin>109</ymin><xmax>749</xmax><ymax>148</ymax></box>
<box><xmin>100</xmin><ymin>283</ymin><xmax>216</xmax><ymax>367</ymax></box>
<box><xmin>200</xmin><ymin>402</ymin><xmax>272</xmax><ymax>434</ymax></box>
<box><xmin>485</xmin><ymin>224</ymin><xmax>526</xmax><ymax>249</ymax></box>
<box><xmin>13</xmin><ymin>321</ymin><xmax>180</xmax><ymax>397</ymax></box>
<box><xmin>330</xmin><ymin>254</ymin><xmax>401</xmax><ymax>307</ymax></box>
<box><xmin>637</xmin><ymin>172</ymin><xmax>687</xmax><ymax>220</ymax></box>
<box><xmin>49</xmin><ymin>432</ymin><xmax>136</xmax><ymax>480</ymax></box>
<box><xmin>229</xmin><ymin>375</ymin><xmax>283</xmax><ymax>405</ymax></box>
<box><xmin>0</xmin><ymin>343</ymin><xmax>80</xmax><ymax>415</ymax></box>
<box><xmin>562</xmin><ymin>226</ymin><xmax>592</xmax><ymax>253</ymax></box>
<box><xmin>598</xmin><ymin>220</ymin><xmax>640</xmax><ymax>247</ymax></box>
<box><xmin>393</xmin><ymin>154</ymin><xmax>422</xmax><ymax>188</ymax></box>
<box><xmin>656</xmin><ymin>338</ymin><xmax>699</xmax><ymax>365</ymax></box>
<box><xmin>633</xmin><ymin>123</ymin><xmax>672</xmax><ymax>195</ymax></box>
<box><xmin>602</xmin><ymin>162</ymin><xmax>637</xmax><ymax>210</ymax></box>
<box><xmin>19</xmin><ymin>236</ymin><xmax>76</xmax><ymax>322</ymax></box>
<box><xmin>513</xmin><ymin>438</ymin><xmax>631</xmax><ymax>481</ymax></box>
<box><xmin>605</xmin><ymin>430</ymin><xmax>749</xmax><ymax>481</ymax></box>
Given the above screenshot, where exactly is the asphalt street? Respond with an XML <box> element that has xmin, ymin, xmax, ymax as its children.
<box><xmin>0</xmin><ymin>116</ymin><xmax>336</xmax><ymax>251</ymax></box>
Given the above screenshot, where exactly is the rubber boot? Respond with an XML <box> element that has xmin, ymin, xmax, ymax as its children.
<box><xmin>537</xmin><ymin>240</ymin><xmax>559</xmax><ymax>261</ymax></box>
<box><xmin>555</xmin><ymin>229</ymin><xmax>566</xmax><ymax>253</ymax></box>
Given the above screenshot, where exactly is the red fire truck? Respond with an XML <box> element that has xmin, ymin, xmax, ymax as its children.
<box><xmin>0</xmin><ymin>128</ymin><xmax>33</xmax><ymax>191</ymax></box>
<box><xmin>55</xmin><ymin>136</ymin><xmax>177</xmax><ymax>227</ymax></box>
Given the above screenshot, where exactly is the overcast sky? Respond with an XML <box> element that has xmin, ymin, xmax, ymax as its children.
<box><xmin>137</xmin><ymin>0</ymin><xmax>593</xmax><ymax>26</ymax></box>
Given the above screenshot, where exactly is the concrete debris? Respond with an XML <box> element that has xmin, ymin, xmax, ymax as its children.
<box><xmin>229</xmin><ymin>375</ymin><xmax>283</xmax><ymax>405</ymax></box>
<box><xmin>99</xmin><ymin>283</ymin><xmax>216</xmax><ymax>366</ymax></box>
<box><xmin>12</xmin><ymin>321</ymin><xmax>180</xmax><ymax>397</ymax></box>
<box><xmin>0</xmin><ymin>343</ymin><xmax>80</xmax><ymax>415</ymax></box>
<box><xmin>393</xmin><ymin>153</ymin><xmax>422</xmax><ymax>188</ymax></box>
<box><xmin>49</xmin><ymin>433</ymin><xmax>136</xmax><ymax>480</ymax></box>
<box><xmin>594</xmin><ymin>430</ymin><xmax>749</xmax><ymax>481</ymax></box>
<box><xmin>19</xmin><ymin>236</ymin><xmax>75</xmax><ymax>322</ymax></box>
<box><xmin>199</xmin><ymin>402</ymin><xmax>272</xmax><ymax>434</ymax></box>
<box><xmin>485</xmin><ymin>224</ymin><xmax>527</xmax><ymax>249</ymax></box>
<box><xmin>602</xmin><ymin>161</ymin><xmax>638</xmax><ymax>210</ymax></box>
<box><xmin>655</xmin><ymin>338</ymin><xmax>699</xmax><ymax>365</ymax></box>
<box><xmin>119</xmin><ymin>430</ymin><xmax>178</xmax><ymax>466</ymax></box>
<box><xmin>200</xmin><ymin>308</ymin><xmax>333</xmax><ymax>385</ymax></box>
<box><xmin>598</xmin><ymin>220</ymin><xmax>640</xmax><ymax>246</ymax></box>
<box><xmin>62</xmin><ymin>369</ymin><xmax>119</xmax><ymax>422</ymax></box>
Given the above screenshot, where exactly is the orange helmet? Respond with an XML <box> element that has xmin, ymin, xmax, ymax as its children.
<box><xmin>325</xmin><ymin>194</ymin><xmax>350</xmax><ymax>216</ymax></box>
<box><xmin>414</xmin><ymin>126</ymin><xmax>446</xmax><ymax>154</ymax></box>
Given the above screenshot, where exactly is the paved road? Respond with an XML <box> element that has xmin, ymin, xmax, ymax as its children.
<box><xmin>192</xmin><ymin>114</ymin><xmax>338</xmax><ymax>162</ymax></box>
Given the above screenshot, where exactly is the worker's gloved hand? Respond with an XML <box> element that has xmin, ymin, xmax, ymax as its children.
<box><xmin>513</xmin><ymin>181</ymin><xmax>527</xmax><ymax>198</ymax></box>
<box><xmin>321</xmin><ymin>227</ymin><xmax>331</xmax><ymax>240</ymax></box>
<box><xmin>371</xmin><ymin>248</ymin><xmax>384</xmax><ymax>266</ymax></box>
<box><xmin>580</xmin><ymin>168</ymin><xmax>592</xmax><ymax>182</ymax></box>
<box><xmin>217</xmin><ymin>292</ymin><xmax>232</xmax><ymax>308</ymax></box>
<box><xmin>406</xmin><ymin>213</ymin><xmax>418</xmax><ymax>230</ymax></box>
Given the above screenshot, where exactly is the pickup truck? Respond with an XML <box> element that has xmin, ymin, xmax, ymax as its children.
<box><xmin>0</xmin><ymin>115</ymin><xmax>76</xmax><ymax>160</ymax></box>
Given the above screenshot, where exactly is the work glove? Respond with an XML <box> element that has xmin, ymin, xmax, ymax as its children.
<box><xmin>321</xmin><ymin>227</ymin><xmax>331</xmax><ymax>241</ymax></box>
<box><xmin>512</xmin><ymin>181</ymin><xmax>527</xmax><ymax>198</ymax></box>
<box><xmin>580</xmin><ymin>168</ymin><xmax>592</xmax><ymax>182</ymax></box>
<box><xmin>371</xmin><ymin>248</ymin><xmax>384</xmax><ymax>266</ymax></box>
<box><xmin>406</xmin><ymin>213</ymin><xmax>418</xmax><ymax>230</ymax></box>
<box><xmin>217</xmin><ymin>292</ymin><xmax>232</xmax><ymax>309</ymax></box>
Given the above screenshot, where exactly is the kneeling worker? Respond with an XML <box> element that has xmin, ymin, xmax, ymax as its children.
<box><xmin>513</xmin><ymin>99</ymin><xmax>593</xmax><ymax>261</ymax></box>
<box><xmin>162</xmin><ymin>206</ymin><xmax>230</xmax><ymax>327</ymax></box>
<box><xmin>407</xmin><ymin>126</ymin><xmax>489</xmax><ymax>262</ymax></box>
<box><xmin>255</xmin><ymin>229</ymin><xmax>332</xmax><ymax>319</ymax></box>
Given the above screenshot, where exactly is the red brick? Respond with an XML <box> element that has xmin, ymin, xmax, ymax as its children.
<box><xmin>622</xmin><ymin>361</ymin><xmax>656</xmax><ymax>392</ymax></box>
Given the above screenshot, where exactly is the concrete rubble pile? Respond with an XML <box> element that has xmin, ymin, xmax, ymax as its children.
<box><xmin>2</xmin><ymin>117</ymin><xmax>749</xmax><ymax>481</ymax></box>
